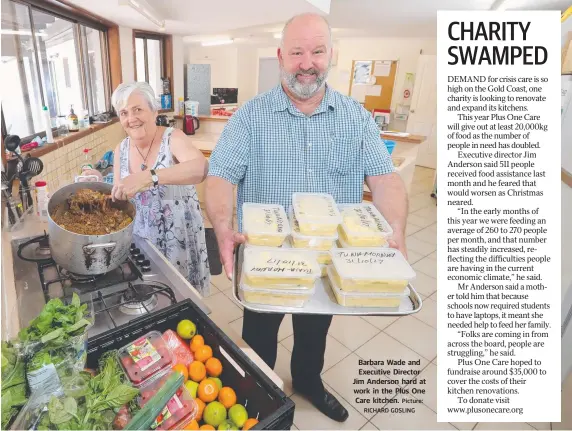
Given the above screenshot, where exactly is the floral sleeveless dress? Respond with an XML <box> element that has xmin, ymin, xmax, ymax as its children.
<box><xmin>119</xmin><ymin>127</ymin><xmax>210</xmax><ymax>296</ymax></box>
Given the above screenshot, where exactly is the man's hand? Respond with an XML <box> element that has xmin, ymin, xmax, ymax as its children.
<box><xmin>111</xmin><ymin>171</ymin><xmax>152</xmax><ymax>201</ymax></box>
<box><xmin>388</xmin><ymin>228</ymin><xmax>408</xmax><ymax>260</ymax></box>
<box><xmin>216</xmin><ymin>227</ymin><xmax>246</xmax><ymax>280</ymax></box>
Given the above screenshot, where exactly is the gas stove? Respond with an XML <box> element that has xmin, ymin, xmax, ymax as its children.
<box><xmin>11</xmin><ymin>233</ymin><xmax>210</xmax><ymax>337</ymax></box>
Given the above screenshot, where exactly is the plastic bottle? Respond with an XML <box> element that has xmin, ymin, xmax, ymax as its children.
<box><xmin>178</xmin><ymin>97</ymin><xmax>184</xmax><ymax>116</ymax></box>
<box><xmin>68</xmin><ymin>105</ymin><xmax>79</xmax><ymax>132</ymax></box>
<box><xmin>42</xmin><ymin>106</ymin><xmax>54</xmax><ymax>143</ymax></box>
<box><xmin>35</xmin><ymin>181</ymin><xmax>49</xmax><ymax>220</ymax></box>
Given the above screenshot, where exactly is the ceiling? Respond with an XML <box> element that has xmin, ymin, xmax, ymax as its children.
<box><xmin>65</xmin><ymin>0</ymin><xmax>571</xmax><ymax>43</ymax></box>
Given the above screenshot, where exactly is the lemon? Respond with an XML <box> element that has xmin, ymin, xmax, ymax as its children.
<box><xmin>185</xmin><ymin>380</ymin><xmax>199</xmax><ymax>398</ymax></box>
<box><xmin>203</xmin><ymin>401</ymin><xmax>227</xmax><ymax>427</ymax></box>
<box><xmin>217</xmin><ymin>420</ymin><xmax>238</xmax><ymax>431</ymax></box>
<box><xmin>177</xmin><ymin>319</ymin><xmax>197</xmax><ymax>339</ymax></box>
<box><xmin>228</xmin><ymin>404</ymin><xmax>248</xmax><ymax>428</ymax></box>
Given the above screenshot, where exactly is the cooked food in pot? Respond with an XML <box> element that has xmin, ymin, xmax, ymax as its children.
<box><xmin>52</xmin><ymin>189</ymin><xmax>133</xmax><ymax>235</ymax></box>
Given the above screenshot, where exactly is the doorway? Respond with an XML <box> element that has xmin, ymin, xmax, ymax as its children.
<box><xmin>406</xmin><ymin>55</ymin><xmax>437</xmax><ymax>169</ymax></box>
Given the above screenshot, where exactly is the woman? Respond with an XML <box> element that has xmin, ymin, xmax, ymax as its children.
<box><xmin>111</xmin><ymin>82</ymin><xmax>210</xmax><ymax>295</ymax></box>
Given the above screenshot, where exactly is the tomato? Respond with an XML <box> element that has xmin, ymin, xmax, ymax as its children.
<box><xmin>162</xmin><ymin>417</ymin><xmax>176</xmax><ymax>430</ymax></box>
<box><xmin>121</xmin><ymin>356</ymin><xmax>134</xmax><ymax>368</ymax></box>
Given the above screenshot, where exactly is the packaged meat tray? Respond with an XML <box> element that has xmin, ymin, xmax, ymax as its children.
<box><xmin>117</xmin><ymin>330</ymin><xmax>173</xmax><ymax>387</ymax></box>
<box><xmin>139</xmin><ymin>370</ymin><xmax>199</xmax><ymax>430</ymax></box>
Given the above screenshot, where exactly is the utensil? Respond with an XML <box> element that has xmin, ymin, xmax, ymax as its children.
<box><xmin>1</xmin><ymin>174</ymin><xmax>16</xmax><ymax>225</ymax></box>
<box><xmin>47</xmin><ymin>182</ymin><xmax>136</xmax><ymax>275</ymax></box>
<box><xmin>19</xmin><ymin>157</ymin><xmax>44</xmax><ymax>210</ymax></box>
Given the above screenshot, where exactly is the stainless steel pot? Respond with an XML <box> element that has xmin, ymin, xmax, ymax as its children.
<box><xmin>47</xmin><ymin>182</ymin><xmax>136</xmax><ymax>275</ymax></box>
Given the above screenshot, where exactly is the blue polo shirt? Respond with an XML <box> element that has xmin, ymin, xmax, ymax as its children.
<box><xmin>208</xmin><ymin>84</ymin><xmax>395</xmax><ymax>230</ymax></box>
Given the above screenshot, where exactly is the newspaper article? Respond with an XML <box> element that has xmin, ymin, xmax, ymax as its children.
<box><xmin>1</xmin><ymin>1</ymin><xmax>571</xmax><ymax>431</ymax></box>
<box><xmin>437</xmin><ymin>11</ymin><xmax>562</xmax><ymax>423</ymax></box>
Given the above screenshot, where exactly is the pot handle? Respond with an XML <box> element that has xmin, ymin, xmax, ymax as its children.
<box><xmin>83</xmin><ymin>242</ymin><xmax>117</xmax><ymax>252</ymax></box>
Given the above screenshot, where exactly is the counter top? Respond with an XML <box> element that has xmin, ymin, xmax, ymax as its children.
<box><xmin>1</xmin><ymin>215</ymin><xmax>283</xmax><ymax>390</ymax></box>
<box><xmin>174</xmin><ymin>115</ymin><xmax>232</xmax><ymax>121</ymax></box>
<box><xmin>380</xmin><ymin>133</ymin><xmax>426</xmax><ymax>144</ymax></box>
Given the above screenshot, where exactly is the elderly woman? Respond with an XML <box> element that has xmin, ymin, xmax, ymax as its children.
<box><xmin>111</xmin><ymin>82</ymin><xmax>210</xmax><ymax>295</ymax></box>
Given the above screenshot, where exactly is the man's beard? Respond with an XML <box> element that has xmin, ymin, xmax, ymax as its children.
<box><xmin>280</xmin><ymin>63</ymin><xmax>331</xmax><ymax>100</ymax></box>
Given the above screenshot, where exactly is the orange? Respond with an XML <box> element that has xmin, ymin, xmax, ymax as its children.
<box><xmin>183</xmin><ymin>419</ymin><xmax>199</xmax><ymax>430</ymax></box>
<box><xmin>195</xmin><ymin>398</ymin><xmax>206</xmax><ymax>421</ymax></box>
<box><xmin>195</xmin><ymin>345</ymin><xmax>213</xmax><ymax>363</ymax></box>
<box><xmin>190</xmin><ymin>335</ymin><xmax>205</xmax><ymax>353</ymax></box>
<box><xmin>199</xmin><ymin>426</ymin><xmax>215</xmax><ymax>430</ymax></box>
<box><xmin>189</xmin><ymin>361</ymin><xmax>207</xmax><ymax>382</ymax></box>
<box><xmin>172</xmin><ymin>363</ymin><xmax>189</xmax><ymax>381</ymax></box>
<box><xmin>205</xmin><ymin>357</ymin><xmax>223</xmax><ymax>377</ymax></box>
<box><xmin>198</xmin><ymin>378</ymin><xmax>219</xmax><ymax>403</ymax></box>
<box><xmin>217</xmin><ymin>387</ymin><xmax>237</xmax><ymax>409</ymax></box>
<box><xmin>243</xmin><ymin>418</ymin><xmax>258</xmax><ymax>430</ymax></box>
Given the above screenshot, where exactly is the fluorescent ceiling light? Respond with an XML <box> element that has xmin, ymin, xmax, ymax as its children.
<box><xmin>201</xmin><ymin>39</ymin><xmax>233</xmax><ymax>46</ymax></box>
<box><xmin>0</xmin><ymin>29</ymin><xmax>47</xmax><ymax>37</ymax></box>
<box><xmin>118</xmin><ymin>0</ymin><xmax>165</xmax><ymax>29</ymax></box>
<box><xmin>273</xmin><ymin>33</ymin><xmax>281</xmax><ymax>39</ymax></box>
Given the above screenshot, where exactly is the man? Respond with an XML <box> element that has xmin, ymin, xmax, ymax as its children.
<box><xmin>205</xmin><ymin>13</ymin><xmax>408</xmax><ymax>422</ymax></box>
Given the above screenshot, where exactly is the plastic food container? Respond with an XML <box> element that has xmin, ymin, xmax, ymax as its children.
<box><xmin>139</xmin><ymin>371</ymin><xmax>198</xmax><ymax>430</ymax></box>
<box><xmin>330</xmin><ymin>248</ymin><xmax>415</xmax><ymax>293</ymax></box>
<box><xmin>243</xmin><ymin>203</ymin><xmax>290</xmax><ymax>247</ymax></box>
<box><xmin>289</xmin><ymin>208</ymin><xmax>338</xmax><ymax>250</ymax></box>
<box><xmin>118</xmin><ymin>331</ymin><xmax>173</xmax><ymax>387</ymax></box>
<box><xmin>338</xmin><ymin>204</ymin><xmax>393</xmax><ymax>247</ymax></box>
<box><xmin>327</xmin><ymin>266</ymin><xmax>408</xmax><ymax>308</ymax></box>
<box><xmin>242</xmin><ymin>247</ymin><xmax>321</xmax><ymax>288</ymax></box>
<box><xmin>163</xmin><ymin>330</ymin><xmax>194</xmax><ymax>367</ymax></box>
<box><xmin>240</xmin><ymin>282</ymin><xmax>315</xmax><ymax>308</ymax></box>
<box><xmin>291</xmin><ymin>193</ymin><xmax>342</xmax><ymax>236</ymax></box>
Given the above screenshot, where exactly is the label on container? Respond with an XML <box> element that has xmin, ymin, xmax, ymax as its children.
<box><xmin>247</xmin><ymin>251</ymin><xmax>316</xmax><ymax>275</ymax></box>
<box><xmin>296</xmin><ymin>195</ymin><xmax>337</xmax><ymax>217</ymax></box>
<box><xmin>27</xmin><ymin>364</ymin><xmax>63</xmax><ymax>395</ymax></box>
<box><xmin>151</xmin><ymin>394</ymin><xmax>183</xmax><ymax>429</ymax></box>
<box><xmin>342</xmin><ymin>207</ymin><xmax>379</xmax><ymax>233</ymax></box>
<box><xmin>127</xmin><ymin>338</ymin><xmax>161</xmax><ymax>371</ymax></box>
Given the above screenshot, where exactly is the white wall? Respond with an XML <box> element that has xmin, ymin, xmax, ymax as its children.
<box><xmin>119</xmin><ymin>26</ymin><xmax>135</xmax><ymax>83</ymax></box>
<box><xmin>237</xmin><ymin>46</ymin><xmax>258</xmax><ymax>104</ymax></box>
<box><xmin>187</xmin><ymin>45</ymin><xmax>239</xmax><ymax>89</ymax></box>
<box><xmin>172</xmin><ymin>36</ymin><xmax>185</xmax><ymax>105</ymax></box>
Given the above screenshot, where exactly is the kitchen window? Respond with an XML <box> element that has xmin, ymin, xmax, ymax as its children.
<box><xmin>134</xmin><ymin>31</ymin><xmax>171</xmax><ymax>102</ymax></box>
<box><xmin>1</xmin><ymin>0</ymin><xmax>112</xmax><ymax>140</ymax></box>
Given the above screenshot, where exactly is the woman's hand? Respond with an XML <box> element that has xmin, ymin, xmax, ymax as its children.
<box><xmin>111</xmin><ymin>171</ymin><xmax>152</xmax><ymax>201</ymax></box>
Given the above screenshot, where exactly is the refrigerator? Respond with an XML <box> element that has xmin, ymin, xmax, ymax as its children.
<box><xmin>184</xmin><ymin>64</ymin><xmax>212</xmax><ymax>117</ymax></box>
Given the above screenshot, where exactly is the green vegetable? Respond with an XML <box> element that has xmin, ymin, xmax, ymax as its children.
<box><xmin>124</xmin><ymin>371</ymin><xmax>184</xmax><ymax>430</ymax></box>
<box><xmin>1</xmin><ymin>341</ymin><xmax>27</xmax><ymax>428</ymax></box>
<box><xmin>18</xmin><ymin>293</ymin><xmax>92</xmax><ymax>347</ymax></box>
<box><xmin>40</xmin><ymin>349</ymin><xmax>139</xmax><ymax>430</ymax></box>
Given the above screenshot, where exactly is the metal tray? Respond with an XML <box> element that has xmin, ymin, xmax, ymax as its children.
<box><xmin>231</xmin><ymin>244</ymin><xmax>423</xmax><ymax>316</ymax></box>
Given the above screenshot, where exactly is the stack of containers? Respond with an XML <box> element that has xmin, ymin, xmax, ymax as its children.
<box><xmin>290</xmin><ymin>193</ymin><xmax>342</xmax><ymax>276</ymax></box>
<box><xmin>327</xmin><ymin>248</ymin><xmax>416</xmax><ymax>308</ymax></box>
<box><xmin>337</xmin><ymin>203</ymin><xmax>393</xmax><ymax>248</ymax></box>
<box><xmin>240</xmin><ymin>247</ymin><xmax>321</xmax><ymax>307</ymax></box>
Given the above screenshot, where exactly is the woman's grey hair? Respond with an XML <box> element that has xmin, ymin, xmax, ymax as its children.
<box><xmin>280</xmin><ymin>13</ymin><xmax>332</xmax><ymax>48</ymax></box>
<box><xmin>111</xmin><ymin>81</ymin><xmax>160</xmax><ymax>113</ymax></box>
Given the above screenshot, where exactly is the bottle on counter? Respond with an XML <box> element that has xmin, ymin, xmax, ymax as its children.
<box><xmin>178</xmin><ymin>97</ymin><xmax>184</xmax><ymax>116</ymax></box>
<box><xmin>35</xmin><ymin>181</ymin><xmax>49</xmax><ymax>220</ymax></box>
<box><xmin>67</xmin><ymin>105</ymin><xmax>79</xmax><ymax>132</ymax></box>
<box><xmin>42</xmin><ymin>106</ymin><xmax>54</xmax><ymax>143</ymax></box>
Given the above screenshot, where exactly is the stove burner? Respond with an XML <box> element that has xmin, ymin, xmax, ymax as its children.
<box><xmin>59</xmin><ymin>268</ymin><xmax>101</xmax><ymax>284</ymax></box>
<box><xmin>17</xmin><ymin>234</ymin><xmax>53</xmax><ymax>262</ymax></box>
<box><xmin>118</xmin><ymin>284</ymin><xmax>159</xmax><ymax>315</ymax></box>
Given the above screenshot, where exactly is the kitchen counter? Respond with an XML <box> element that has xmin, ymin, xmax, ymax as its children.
<box><xmin>0</xmin><ymin>215</ymin><xmax>283</xmax><ymax>390</ymax></box>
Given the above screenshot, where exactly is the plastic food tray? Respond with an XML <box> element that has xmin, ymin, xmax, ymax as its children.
<box><xmin>243</xmin><ymin>203</ymin><xmax>290</xmax><ymax>247</ymax></box>
<box><xmin>232</xmin><ymin>244</ymin><xmax>422</xmax><ymax>316</ymax></box>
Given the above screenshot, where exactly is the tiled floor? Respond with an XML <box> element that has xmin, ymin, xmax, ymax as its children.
<box><xmin>203</xmin><ymin>167</ymin><xmax>572</xmax><ymax>431</ymax></box>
